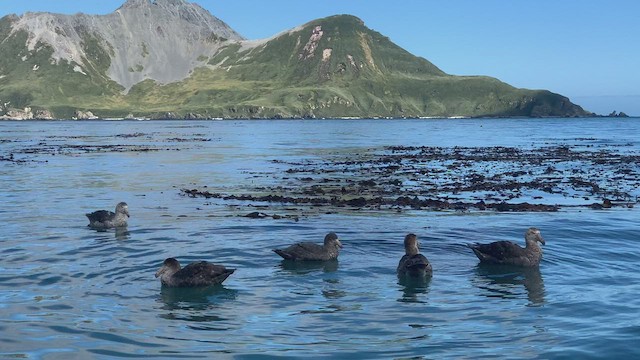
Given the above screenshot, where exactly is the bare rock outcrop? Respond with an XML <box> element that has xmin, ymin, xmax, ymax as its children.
<box><xmin>34</xmin><ymin>109</ymin><xmax>54</xmax><ymax>120</ymax></box>
<box><xmin>0</xmin><ymin>107</ymin><xmax>34</xmax><ymax>120</ymax></box>
<box><xmin>74</xmin><ymin>110</ymin><xmax>99</xmax><ymax>120</ymax></box>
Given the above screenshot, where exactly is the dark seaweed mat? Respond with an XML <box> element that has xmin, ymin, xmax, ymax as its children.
<box><xmin>0</xmin><ymin>132</ymin><xmax>215</xmax><ymax>162</ymax></box>
<box><xmin>183</xmin><ymin>145</ymin><xmax>640</xmax><ymax>213</ymax></box>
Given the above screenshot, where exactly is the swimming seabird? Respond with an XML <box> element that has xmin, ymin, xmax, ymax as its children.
<box><xmin>273</xmin><ymin>232</ymin><xmax>342</xmax><ymax>261</ymax></box>
<box><xmin>468</xmin><ymin>227</ymin><xmax>545</xmax><ymax>267</ymax></box>
<box><xmin>155</xmin><ymin>258</ymin><xmax>235</xmax><ymax>287</ymax></box>
<box><xmin>86</xmin><ymin>202</ymin><xmax>129</xmax><ymax>229</ymax></box>
<box><xmin>397</xmin><ymin>233</ymin><xmax>433</xmax><ymax>278</ymax></box>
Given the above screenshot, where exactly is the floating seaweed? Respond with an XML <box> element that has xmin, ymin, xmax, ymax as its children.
<box><xmin>182</xmin><ymin>145</ymin><xmax>640</xmax><ymax>213</ymax></box>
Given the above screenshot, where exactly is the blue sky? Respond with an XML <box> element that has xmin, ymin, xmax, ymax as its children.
<box><xmin>1</xmin><ymin>0</ymin><xmax>639</xmax><ymax>115</ymax></box>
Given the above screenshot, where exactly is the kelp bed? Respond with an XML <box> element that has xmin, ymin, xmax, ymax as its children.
<box><xmin>183</xmin><ymin>145</ymin><xmax>640</xmax><ymax>213</ymax></box>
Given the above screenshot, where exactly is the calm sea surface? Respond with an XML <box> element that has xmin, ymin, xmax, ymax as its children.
<box><xmin>1</xmin><ymin>118</ymin><xmax>639</xmax><ymax>359</ymax></box>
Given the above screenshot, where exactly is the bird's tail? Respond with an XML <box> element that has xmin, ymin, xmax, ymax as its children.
<box><xmin>273</xmin><ymin>249</ymin><xmax>293</xmax><ymax>260</ymax></box>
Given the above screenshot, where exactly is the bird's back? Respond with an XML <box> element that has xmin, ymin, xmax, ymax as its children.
<box><xmin>469</xmin><ymin>241</ymin><xmax>529</xmax><ymax>265</ymax></box>
<box><xmin>274</xmin><ymin>242</ymin><xmax>328</xmax><ymax>261</ymax></box>
<box><xmin>398</xmin><ymin>254</ymin><xmax>432</xmax><ymax>277</ymax></box>
<box><xmin>172</xmin><ymin>261</ymin><xmax>235</xmax><ymax>287</ymax></box>
<box><xmin>86</xmin><ymin>210</ymin><xmax>114</xmax><ymax>223</ymax></box>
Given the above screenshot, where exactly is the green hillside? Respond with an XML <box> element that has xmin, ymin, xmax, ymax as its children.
<box><xmin>0</xmin><ymin>14</ymin><xmax>589</xmax><ymax>119</ymax></box>
<box><xmin>0</xmin><ymin>15</ymin><xmax>126</xmax><ymax>117</ymax></box>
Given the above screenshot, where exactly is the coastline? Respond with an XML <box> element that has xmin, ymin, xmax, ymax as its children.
<box><xmin>0</xmin><ymin>113</ymin><xmax>635</xmax><ymax>121</ymax></box>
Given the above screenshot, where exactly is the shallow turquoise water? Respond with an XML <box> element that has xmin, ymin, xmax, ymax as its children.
<box><xmin>1</xmin><ymin>118</ymin><xmax>639</xmax><ymax>359</ymax></box>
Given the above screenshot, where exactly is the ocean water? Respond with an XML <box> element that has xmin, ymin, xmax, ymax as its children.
<box><xmin>0</xmin><ymin>118</ymin><xmax>639</xmax><ymax>359</ymax></box>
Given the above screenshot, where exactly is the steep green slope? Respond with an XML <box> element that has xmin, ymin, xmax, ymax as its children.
<box><xmin>0</xmin><ymin>15</ymin><xmax>126</xmax><ymax>117</ymax></box>
<box><xmin>212</xmin><ymin>15</ymin><xmax>445</xmax><ymax>84</ymax></box>
<box><xmin>172</xmin><ymin>14</ymin><xmax>588</xmax><ymax>118</ymax></box>
<box><xmin>0</xmin><ymin>13</ymin><xmax>589</xmax><ymax>119</ymax></box>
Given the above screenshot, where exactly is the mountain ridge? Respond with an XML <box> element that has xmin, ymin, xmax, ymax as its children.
<box><xmin>0</xmin><ymin>1</ymin><xmax>591</xmax><ymax>119</ymax></box>
<box><xmin>7</xmin><ymin>0</ymin><xmax>242</xmax><ymax>91</ymax></box>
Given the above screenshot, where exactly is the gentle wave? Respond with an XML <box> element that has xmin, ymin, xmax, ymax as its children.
<box><xmin>1</xmin><ymin>119</ymin><xmax>639</xmax><ymax>358</ymax></box>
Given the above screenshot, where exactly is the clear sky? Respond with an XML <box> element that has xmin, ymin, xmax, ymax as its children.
<box><xmin>1</xmin><ymin>0</ymin><xmax>639</xmax><ymax>115</ymax></box>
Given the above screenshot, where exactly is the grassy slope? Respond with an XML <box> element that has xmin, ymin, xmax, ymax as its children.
<box><xmin>0</xmin><ymin>14</ymin><xmax>589</xmax><ymax>118</ymax></box>
<box><xmin>0</xmin><ymin>16</ymin><xmax>127</xmax><ymax>117</ymax></box>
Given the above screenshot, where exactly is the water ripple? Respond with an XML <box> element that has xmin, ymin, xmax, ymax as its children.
<box><xmin>2</xmin><ymin>119</ymin><xmax>640</xmax><ymax>358</ymax></box>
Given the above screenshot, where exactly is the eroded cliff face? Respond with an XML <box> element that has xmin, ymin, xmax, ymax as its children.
<box><xmin>10</xmin><ymin>0</ymin><xmax>243</xmax><ymax>91</ymax></box>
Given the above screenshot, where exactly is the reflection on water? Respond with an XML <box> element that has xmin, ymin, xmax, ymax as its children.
<box><xmin>473</xmin><ymin>264</ymin><xmax>545</xmax><ymax>306</ymax></box>
<box><xmin>277</xmin><ymin>259</ymin><xmax>339</xmax><ymax>274</ymax></box>
<box><xmin>398</xmin><ymin>277</ymin><xmax>431</xmax><ymax>303</ymax></box>
<box><xmin>115</xmin><ymin>227</ymin><xmax>130</xmax><ymax>240</ymax></box>
<box><xmin>87</xmin><ymin>226</ymin><xmax>130</xmax><ymax>240</ymax></box>
<box><xmin>157</xmin><ymin>286</ymin><xmax>238</xmax><ymax>324</ymax></box>
<box><xmin>159</xmin><ymin>285</ymin><xmax>238</xmax><ymax>309</ymax></box>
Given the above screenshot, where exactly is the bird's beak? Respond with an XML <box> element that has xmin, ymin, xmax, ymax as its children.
<box><xmin>337</xmin><ymin>239</ymin><xmax>343</xmax><ymax>248</ymax></box>
<box><xmin>154</xmin><ymin>267</ymin><xmax>165</xmax><ymax>278</ymax></box>
<box><xmin>539</xmin><ymin>236</ymin><xmax>546</xmax><ymax>245</ymax></box>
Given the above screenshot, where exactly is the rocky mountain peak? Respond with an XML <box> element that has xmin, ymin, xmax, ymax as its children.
<box><xmin>9</xmin><ymin>0</ymin><xmax>243</xmax><ymax>91</ymax></box>
<box><xmin>114</xmin><ymin>0</ymin><xmax>243</xmax><ymax>41</ymax></box>
<box><xmin>119</xmin><ymin>0</ymin><xmax>151</xmax><ymax>9</ymax></box>
<box><xmin>119</xmin><ymin>0</ymin><xmax>196</xmax><ymax>10</ymax></box>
